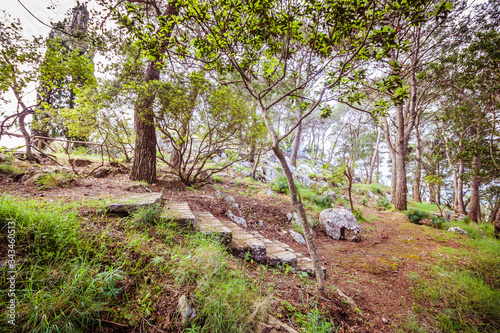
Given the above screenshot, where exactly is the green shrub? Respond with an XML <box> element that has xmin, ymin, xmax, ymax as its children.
<box><xmin>405</xmin><ymin>208</ymin><xmax>430</xmax><ymax>224</ymax></box>
<box><xmin>376</xmin><ymin>198</ymin><xmax>392</xmax><ymax>210</ymax></box>
<box><xmin>211</xmin><ymin>175</ymin><xmax>223</xmax><ymax>183</ymax></box>
<box><xmin>431</xmin><ymin>216</ymin><xmax>445</xmax><ymax>229</ymax></box>
<box><xmin>352</xmin><ymin>208</ymin><xmax>365</xmax><ymax>222</ymax></box>
<box><xmin>360</xmin><ymin>197</ymin><xmax>368</xmax><ymax>206</ymax></box>
<box><xmin>310</xmin><ymin>194</ymin><xmax>334</xmax><ymax>209</ymax></box>
<box><xmin>294</xmin><ymin>308</ymin><xmax>338</xmax><ymax>333</ymax></box>
<box><xmin>270</xmin><ymin>175</ymin><xmax>289</xmax><ymax>194</ymax></box>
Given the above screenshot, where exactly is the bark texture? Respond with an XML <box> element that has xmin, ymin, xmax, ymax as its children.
<box><xmin>130</xmin><ymin>62</ymin><xmax>159</xmax><ymax>183</ymax></box>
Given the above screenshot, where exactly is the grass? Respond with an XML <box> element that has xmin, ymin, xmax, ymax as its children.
<box><xmin>0</xmin><ymin>196</ymin><xmax>268</xmax><ymax>332</ymax></box>
<box><xmin>34</xmin><ymin>171</ymin><xmax>77</xmax><ymax>190</ymax></box>
<box><xmin>354</xmin><ymin>183</ymin><xmax>390</xmax><ymax>196</ymax></box>
<box><xmin>410</xmin><ymin>226</ymin><xmax>500</xmax><ymax>332</ymax></box>
<box><xmin>407</xmin><ymin>200</ymin><xmax>444</xmax><ymax>215</ymax></box>
<box><xmin>0</xmin><ymin>163</ymin><xmax>22</xmax><ymax>174</ymax></box>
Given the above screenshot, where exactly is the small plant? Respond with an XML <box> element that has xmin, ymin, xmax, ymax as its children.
<box><xmin>360</xmin><ymin>197</ymin><xmax>368</xmax><ymax>206</ymax></box>
<box><xmin>310</xmin><ymin>194</ymin><xmax>335</xmax><ymax>209</ymax></box>
<box><xmin>132</xmin><ymin>204</ymin><xmax>162</xmax><ymax>224</ymax></box>
<box><xmin>334</xmin><ymin>197</ymin><xmax>349</xmax><ymax>207</ymax></box>
<box><xmin>376</xmin><ymin>198</ymin><xmax>392</xmax><ymax>210</ymax></box>
<box><xmin>405</xmin><ymin>208</ymin><xmax>430</xmax><ymax>224</ymax></box>
<box><xmin>34</xmin><ymin>171</ymin><xmax>76</xmax><ymax>190</ymax></box>
<box><xmin>431</xmin><ymin>216</ymin><xmax>445</xmax><ymax>229</ymax></box>
<box><xmin>0</xmin><ymin>163</ymin><xmax>22</xmax><ymax>174</ymax></box>
<box><xmin>352</xmin><ymin>207</ymin><xmax>365</xmax><ymax>222</ymax></box>
<box><xmin>211</xmin><ymin>174</ymin><xmax>223</xmax><ymax>183</ymax></box>
<box><xmin>270</xmin><ymin>175</ymin><xmax>289</xmax><ymax>194</ymax></box>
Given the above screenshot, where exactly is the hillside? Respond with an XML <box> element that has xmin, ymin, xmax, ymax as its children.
<box><xmin>0</xmin><ymin>155</ymin><xmax>499</xmax><ymax>333</ymax></box>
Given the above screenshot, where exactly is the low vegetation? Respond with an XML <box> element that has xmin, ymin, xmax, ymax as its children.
<box><xmin>0</xmin><ymin>196</ymin><xmax>268</xmax><ymax>332</ymax></box>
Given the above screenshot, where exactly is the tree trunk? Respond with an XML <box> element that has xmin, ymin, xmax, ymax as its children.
<box><xmin>456</xmin><ymin>158</ymin><xmax>466</xmax><ymax>214</ymax></box>
<box><xmin>367</xmin><ymin>127</ymin><xmax>381</xmax><ymax>184</ymax></box>
<box><xmin>290</xmin><ymin>110</ymin><xmax>302</xmax><ymax>168</ymax></box>
<box><xmin>130</xmin><ymin>61</ymin><xmax>159</xmax><ymax>183</ymax></box>
<box><xmin>17</xmin><ymin>110</ymin><xmax>37</xmax><ymax>162</ymax></box>
<box><xmin>413</xmin><ymin>120</ymin><xmax>422</xmax><ymax>202</ymax></box>
<box><xmin>248</xmin><ymin>144</ymin><xmax>256</xmax><ymax>163</ymax></box>
<box><xmin>272</xmin><ymin>145</ymin><xmax>326</xmax><ymax>294</ymax></box>
<box><xmin>468</xmin><ymin>156</ymin><xmax>481</xmax><ymax>223</ymax></box>
<box><xmin>393</xmin><ymin>105</ymin><xmax>408</xmax><ymax>210</ymax></box>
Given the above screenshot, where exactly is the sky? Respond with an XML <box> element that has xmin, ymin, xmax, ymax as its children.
<box><xmin>0</xmin><ymin>0</ymin><xmax>78</xmax><ymax>148</ymax></box>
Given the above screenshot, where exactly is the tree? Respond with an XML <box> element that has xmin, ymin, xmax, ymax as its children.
<box><xmin>154</xmin><ymin>72</ymin><xmax>265</xmax><ymax>185</ymax></box>
<box><xmin>0</xmin><ymin>13</ymin><xmax>43</xmax><ymax>162</ymax></box>
<box><xmin>159</xmin><ymin>0</ymin><xmax>426</xmax><ymax>297</ymax></box>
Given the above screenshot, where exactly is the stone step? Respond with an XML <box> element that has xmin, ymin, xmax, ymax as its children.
<box><xmin>106</xmin><ymin>192</ymin><xmax>162</xmax><ymax>214</ymax></box>
<box><xmin>195</xmin><ymin>212</ymin><xmax>232</xmax><ymax>246</ymax></box>
<box><xmin>220</xmin><ymin>220</ymin><xmax>267</xmax><ymax>263</ymax></box>
<box><xmin>162</xmin><ymin>201</ymin><xmax>195</xmax><ymax>229</ymax></box>
<box><xmin>273</xmin><ymin>239</ymin><xmax>326</xmax><ymax>278</ymax></box>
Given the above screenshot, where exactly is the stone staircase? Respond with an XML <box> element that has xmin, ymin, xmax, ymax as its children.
<box><xmin>108</xmin><ymin>194</ymin><xmax>325</xmax><ymax>277</ymax></box>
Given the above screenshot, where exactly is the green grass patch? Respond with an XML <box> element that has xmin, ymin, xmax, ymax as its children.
<box><xmin>354</xmin><ymin>183</ymin><xmax>390</xmax><ymax>196</ymax></box>
<box><xmin>0</xmin><ymin>196</ymin><xmax>269</xmax><ymax>332</ymax></box>
<box><xmin>0</xmin><ymin>163</ymin><xmax>22</xmax><ymax>174</ymax></box>
<box><xmin>410</xmin><ymin>229</ymin><xmax>500</xmax><ymax>332</ymax></box>
<box><xmin>34</xmin><ymin>171</ymin><xmax>77</xmax><ymax>190</ymax></box>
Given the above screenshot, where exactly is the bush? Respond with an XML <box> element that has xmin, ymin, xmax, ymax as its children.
<box><xmin>352</xmin><ymin>208</ymin><xmax>365</xmax><ymax>222</ymax></box>
<box><xmin>376</xmin><ymin>198</ymin><xmax>392</xmax><ymax>210</ymax></box>
<box><xmin>431</xmin><ymin>216</ymin><xmax>445</xmax><ymax>229</ymax></box>
<box><xmin>405</xmin><ymin>208</ymin><xmax>430</xmax><ymax>224</ymax></box>
<box><xmin>310</xmin><ymin>194</ymin><xmax>335</xmax><ymax>209</ymax></box>
<box><xmin>270</xmin><ymin>175</ymin><xmax>289</xmax><ymax>194</ymax></box>
<box><xmin>360</xmin><ymin>197</ymin><xmax>368</xmax><ymax>206</ymax></box>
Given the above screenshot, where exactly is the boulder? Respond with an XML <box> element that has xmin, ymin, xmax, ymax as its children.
<box><xmin>178</xmin><ymin>295</ymin><xmax>196</xmax><ymax>327</ymax></box>
<box><xmin>444</xmin><ymin>210</ymin><xmax>451</xmax><ymax>222</ymax></box>
<box><xmin>448</xmin><ymin>226</ymin><xmax>468</xmax><ymax>236</ymax></box>
<box><xmin>263</xmin><ymin>166</ymin><xmax>279</xmax><ymax>182</ymax></box>
<box><xmin>367</xmin><ymin>191</ymin><xmax>377</xmax><ymax>199</ymax></box>
<box><xmin>227</xmin><ymin>210</ymin><xmax>247</xmax><ymax>228</ymax></box>
<box><xmin>241</xmin><ymin>169</ymin><xmax>251</xmax><ymax>177</ymax></box>
<box><xmin>264</xmin><ymin>189</ymin><xmax>275</xmax><ymax>196</ymax></box>
<box><xmin>319</xmin><ymin>208</ymin><xmax>362</xmax><ymax>242</ymax></box>
<box><xmin>241</xmin><ymin>161</ymin><xmax>252</xmax><ymax>169</ymax></box>
<box><xmin>212</xmin><ymin>156</ymin><xmax>221</xmax><ymax>164</ymax></box>
<box><xmin>69</xmin><ymin>158</ymin><xmax>92</xmax><ymax>167</ymax></box>
<box><xmin>224</xmin><ymin>196</ymin><xmax>239</xmax><ymax>210</ymax></box>
<box><xmin>92</xmin><ymin>167</ymin><xmax>111</xmax><ymax>178</ymax></box>
<box><xmin>286</xmin><ymin>212</ymin><xmax>300</xmax><ymax>226</ymax></box>
<box><xmin>289</xmin><ymin>230</ymin><xmax>306</xmax><ymax>245</ymax></box>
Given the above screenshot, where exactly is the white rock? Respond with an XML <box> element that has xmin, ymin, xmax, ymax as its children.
<box><xmin>221</xmin><ymin>152</ymin><xmax>227</xmax><ymax>159</ymax></box>
<box><xmin>258</xmin><ymin>220</ymin><xmax>264</xmax><ymax>227</ymax></box>
<box><xmin>241</xmin><ymin>161</ymin><xmax>252</xmax><ymax>168</ymax></box>
<box><xmin>178</xmin><ymin>295</ymin><xmax>196</xmax><ymax>327</ymax></box>
<box><xmin>319</xmin><ymin>208</ymin><xmax>362</xmax><ymax>242</ymax></box>
<box><xmin>289</xmin><ymin>230</ymin><xmax>306</xmax><ymax>245</ymax></box>
<box><xmin>224</xmin><ymin>196</ymin><xmax>239</xmax><ymax>209</ymax></box>
<box><xmin>241</xmin><ymin>170</ymin><xmax>251</xmax><ymax>177</ymax></box>
<box><xmin>448</xmin><ymin>227</ymin><xmax>468</xmax><ymax>236</ymax></box>
<box><xmin>227</xmin><ymin>210</ymin><xmax>248</xmax><ymax>228</ymax></box>
<box><xmin>213</xmin><ymin>156</ymin><xmax>221</xmax><ymax>164</ymax></box>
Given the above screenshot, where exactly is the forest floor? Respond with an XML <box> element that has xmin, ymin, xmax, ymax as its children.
<box><xmin>1</xmin><ymin>157</ymin><xmax>498</xmax><ymax>333</ymax></box>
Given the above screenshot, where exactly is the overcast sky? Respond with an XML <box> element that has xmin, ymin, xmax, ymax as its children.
<box><xmin>0</xmin><ymin>1</ymin><xmax>78</xmax><ymax>148</ymax></box>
